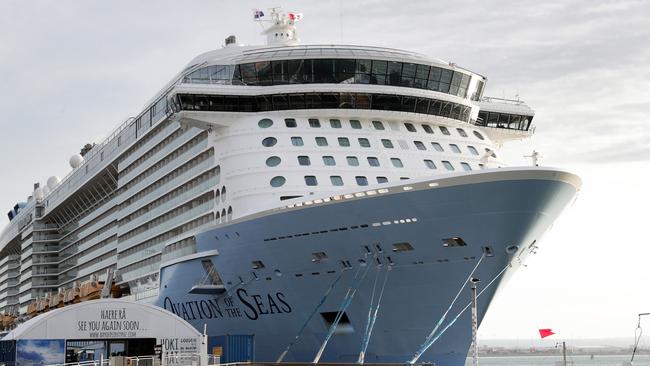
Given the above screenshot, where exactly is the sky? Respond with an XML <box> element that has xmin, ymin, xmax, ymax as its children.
<box><xmin>1</xmin><ymin>0</ymin><xmax>649</xmax><ymax>343</ymax></box>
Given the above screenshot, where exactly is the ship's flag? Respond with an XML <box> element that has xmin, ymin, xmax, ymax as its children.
<box><xmin>253</xmin><ymin>9</ymin><xmax>265</xmax><ymax>19</ymax></box>
<box><xmin>539</xmin><ymin>328</ymin><xmax>555</xmax><ymax>339</ymax></box>
<box><xmin>288</xmin><ymin>12</ymin><xmax>303</xmax><ymax>21</ymax></box>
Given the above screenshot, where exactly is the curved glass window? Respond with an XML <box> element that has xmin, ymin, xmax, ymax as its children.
<box><xmin>372</xmin><ymin>121</ymin><xmax>385</xmax><ymax>130</ymax></box>
<box><xmin>270</xmin><ymin>176</ymin><xmax>286</xmax><ymax>187</ymax></box>
<box><xmin>258</xmin><ymin>118</ymin><xmax>273</xmax><ymax>128</ymax></box>
<box><xmin>315</xmin><ymin>137</ymin><xmax>328</xmax><ymax>146</ymax></box>
<box><xmin>338</xmin><ymin>137</ymin><xmax>350</xmax><ymax>147</ymax></box>
<box><xmin>305</xmin><ymin>176</ymin><xmax>318</xmax><ymax>186</ymax></box>
<box><xmin>177</xmin><ymin>93</ymin><xmax>472</xmax><ymax>123</ymax></box>
<box><xmin>476</xmin><ymin>111</ymin><xmax>533</xmax><ymax>131</ymax></box>
<box><xmin>323</xmin><ymin>156</ymin><xmax>336</xmax><ymax>166</ymax></box>
<box><xmin>377</xmin><ymin>176</ymin><xmax>388</xmax><ymax>184</ymax></box>
<box><xmin>298</xmin><ymin>156</ymin><xmax>311</xmax><ymax>166</ymax></box>
<box><xmin>262</xmin><ymin>137</ymin><xmax>277</xmax><ymax>147</ymax></box>
<box><xmin>450</xmin><ymin>144</ymin><xmax>461</xmax><ymax>153</ymax></box>
<box><xmin>442</xmin><ymin>161</ymin><xmax>454</xmax><ymax>171</ymax></box>
<box><xmin>381</xmin><ymin>139</ymin><xmax>394</xmax><ymax>148</ymax></box>
<box><xmin>347</xmin><ymin>156</ymin><xmax>359</xmax><ymax>166</ymax></box>
<box><xmin>229</xmin><ymin>59</ymin><xmax>479</xmax><ymax>99</ymax></box>
<box><xmin>414</xmin><ymin>141</ymin><xmax>426</xmax><ymax>150</ymax></box>
<box><xmin>467</xmin><ymin>146</ymin><xmax>479</xmax><ymax>155</ymax></box>
<box><xmin>330</xmin><ymin>119</ymin><xmax>342</xmax><ymax>128</ymax></box>
<box><xmin>368</xmin><ymin>157</ymin><xmax>380</xmax><ymax>167</ymax></box>
<box><xmin>356</xmin><ymin>176</ymin><xmax>369</xmax><ymax>186</ymax></box>
<box><xmin>391</xmin><ymin>158</ymin><xmax>404</xmax><ymax>168</ymax></box>
<box><xmin>266</xmin><ymin>156</ymin><xmax>281</xmax><ymax>167</ymax></box>
<box><xmin>285</xmin><ymin>118</ymin><xmax>297</xmax><ymax>127</ymax></box>
<box><xmin>291</xmin><ymin>137</ymin><xmax>304</xmax><ymax>146</ymax></box>
<box><xmin>424</xmin><ymin>159</ymin><xmax>437</xmax><ymax>169</ymax></box>
<box><xmin>431</xmin><ymin>142</ymin><xmax>444</xmax><ymax>152</ymax></box>
<box><xmin>473</xmin><ymin>130</ymin><xmax>485</xmax><ymax>140</ymax></box>
<box><xmin>358</xmin><ymin>138</ymin><xmax>371</xmax><ymax>148</ymax></box>
<box><xmin>330</xmin><ymin>176</ymin><xmax>344</xmax><ymax>186</ymax></box>
<box><xmin>184</xmin><ymin>65</ymin><xmax>233</xmax><ymax>84</ymax></box>
<box><xmin>350</xmin><ymin>120</ymin><xmax>362</xmax><ymax>129</ymax></box>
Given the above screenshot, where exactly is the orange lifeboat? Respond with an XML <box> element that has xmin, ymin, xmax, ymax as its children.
<box><xmin>64</xmin><ymin>285</ymin><xmax>81</xmax><ymax>304</ymax></box>
<box><xmin>79</xmin><ymin>280</ymin><xmax>104</xmax><ymax>302</ymax></box>
<box><xmin>49</xmin><ymin>291</ymin><xmax>64</xmax><ymax>308</ymax></box>
<box><xmin>1</xmin><ymin>314</ymin><xmax>15</xmax><ymax>329</ymax></box>
<box><xmin>36</xmin><ymin>297</ymin><xmax>50</xmax><ymax>313</ymax></box>
<box><xmin>26</xmin><ymin>301</ymin><xmax>39</xmax><ymax>318</ymax></box>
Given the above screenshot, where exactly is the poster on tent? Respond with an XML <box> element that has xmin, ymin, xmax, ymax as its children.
<box><xmin>16</xmin><ymin>339</ymin><xmax>65</xmax><ymax>366</ymax></box>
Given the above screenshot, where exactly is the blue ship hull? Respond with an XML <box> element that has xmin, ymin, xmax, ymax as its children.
<box><xmin>153</xmin><ymin>168</ymin><xmax>579</xmax><ymax>366</ymax></box>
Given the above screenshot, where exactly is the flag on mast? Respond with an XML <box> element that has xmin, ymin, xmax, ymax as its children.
<box><xmin>539</xmin><ymin>328</ymin><xmax>555</xmax><ymax>339</ymax></box>
<box><xmin>253</xmin><ymin>9</ymin><xmax>265</xmax><ymax>19</ymax></box>
<box><xmin>288</xmin><ymin>12</ymin><xmax>303</xmax><ymax>21</ymax></box>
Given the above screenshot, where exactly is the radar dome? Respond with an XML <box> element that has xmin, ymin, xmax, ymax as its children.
<box><xmin>47</xmin><ymin>176</ymin><xmax>61</xmax><ymax>190</ymax></box>
<box><xmin>69</xmin><ymin>154</ymin><xmax>84</xmax><ymax>169</ymax></box>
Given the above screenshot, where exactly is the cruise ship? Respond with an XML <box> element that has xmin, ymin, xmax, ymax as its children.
<box><xmin>0</xmin><ymin>10</ymin><xmax>580</xmax><ymax>366</ymax></box>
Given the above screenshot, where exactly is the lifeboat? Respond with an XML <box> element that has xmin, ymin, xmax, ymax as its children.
<box><xmin>64</xmin><ymin>285</ymin><xmax>81</xmax><ymax>304</ymax></box>
<box><xmin>26</xmin><ymin>301</ymin><xmax>39</xmax><ymax>318</ymax></box>
<box><xmin>79</xmin><ymin>280</ymin><xmax>104</xmax><ymax>302</ymax></box>
<box><xmin>49</xmin><ymin>291</ymin><xmax>65</xmax><ymax>308</ymax></box>
<box><xmin>1</xmin><ymin>314</ymin><xmax>15</xmax><ymax>329</ymax></box>
<box><xmin>36</xmin><ymin>297</ymin><xmax>50</xmax><ymax>313</ymax></box>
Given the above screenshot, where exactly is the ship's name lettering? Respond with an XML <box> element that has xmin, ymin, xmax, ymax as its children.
<box><xmin>163</xmin><ymin>290</ymin><xmax>291</xmax><ymax>321</ymax></box>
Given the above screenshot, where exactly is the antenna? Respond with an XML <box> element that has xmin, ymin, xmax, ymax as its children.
<box><xmin>253</xmin><ymin>7</ymin><xmax>303</xmax><ymax>46</ymax></box>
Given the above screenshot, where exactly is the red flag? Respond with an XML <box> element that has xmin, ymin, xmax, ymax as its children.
<box><xmin>539</xmin><ymin>328</ymin><xmax>555</xmax><ymax>339</ymax></box>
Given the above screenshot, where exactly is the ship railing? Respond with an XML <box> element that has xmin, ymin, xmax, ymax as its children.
<box><xmin>45</xmin><ymin>359</ymin><xmax>109</xmax><ymax>366</ymax></box>
<box><xmin>481</xmin><ymin>96</ymin><xmax>528</xmax><ymax>105</ymax></box>
<box><xmin>163</xmin><ymin>353</ymin><xmax>221</xmax><ymax>366</ymax></box>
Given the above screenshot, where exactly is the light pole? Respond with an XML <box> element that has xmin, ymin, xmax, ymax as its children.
<box><xmin>470</xmin><ymin>277</ymin><xmax>481</xmax><ymax>366</ymax></box>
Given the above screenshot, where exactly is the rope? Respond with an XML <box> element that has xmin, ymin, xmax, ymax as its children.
<box><xmin>276</xmin><ymin>268</ymin><xmax>347</xmax><ymax>362</ymax></box>
<box><xmin>313</xmin><ymin>262</ymin><xmax>371</xmax><ymax>363</ymax></box>
<box><xmin>409</xmin><ymin>254</ymin><xmax>485</xmax><ymax>364</ymax></box>
<box><xmin>410</xmin><ymin>261</ymin><xmax>512</xmax><ymax>363</ymax></box>
<box><xmin>358</xmin><ymin>264</ymin><xmax>390</xmax><ymax>364</ymax></box>
<box><xmin>631</xmin><ymin>318</ymin><xmax>643</xmax><ymax>362</ymax></box>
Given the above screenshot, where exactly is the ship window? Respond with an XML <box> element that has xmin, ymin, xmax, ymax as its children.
<box><xmin>347</xmin><ymin>156</ymin><xmax>360</xmax><ymax>166</ymax></box>
<box><xmin>391</xmin><ymin>158</ymin><xmax>404</xmax><ymax>168</ymax></box>
<box><xmin>377</xmin><ymin>176</ymin><xmax>388</xmax><ymax>184</ymax></box>
<box><xmin>281</xmin><ymin>195</ymin><xmax>303</xmax><ymax>201</ymax></box>
<box><xmin>473</xmin><ymin>131</ymin><xmax>485</xmax><ymax>140</ymax></box>
<box><xmin>305</xmin><ymin>176</ymin><xmax>318</xmax><ymax>186</ymax></box>
<box><xmin>479</xmin><ymin>163</ymin><xmax>485</xmax><ymax>169</ymax></box>
<box><xmin>467</xmin><ymin>146</ymin><xmax>479</xmax><ymax>155</ymax></box>
<box><xmin>422</xmin><ymin>124</ymin><xmax>434</xmax><ymax>134</ymax></box>
<box><xmin>400</xmin><ymin>177</ymin><xmax>410</xmax><ymax>180</ymax></box>
<box><xmin>312</xmin><ymin>252</ymin><xmax>329</xmax><ymax>262</ymax></box>
<box><xmin>414</xmin><ymin>141</ymin><xmax>427</xmax><ymax>150</ymax></box>
<box><xmin>442</xmin><ymin>161</ymin><xmax>454</xmax><ymax>171</ymax></box>
<box><xmin>367</xmin><ymin>157</ymin><xmax>380</xmax><ymax>167</ymax></box>
<box><xmin>309</xmin><ymin>118</ymin><xmax>321</xmax><ymax>128</ymax></box>
<box><xmin>431</xmin><ymin>142</ymin><xmax>444</xmax><ymax>152</ymax></box>
<box><xmin>450</xmin><ymin>144</ymin><xmax>461</xmax><ymax>153</ymax></box>
<box><xmin>323</xmin><ymin>156</ymin><xmax>336</xmax><ymax>166</ymax></box>
<box><xmin>456</xmin><ymin>128</ymin><xmax>468</xmax><ymax>137</ymax></box>
<box><xmin>358</xmin><ymin>138</ymin><xmax>371</xmax><ymax>148</ymax></box>
<box><xmin>338</xmin><ymin>137</ymin><xmax>351</xmax><ymax>147</ymax></box>
<box><xmin>381</xmin><ymin>139</ymin><xmax>394</xmax><ymax>148</ymax></box>
<box><xmin>485</xmin><ymin>148</ymin><xmax>497</xmax><ymax>158</ymax></box>
<box><xmin>258</xmin><ymin>118</ymin><xmax>273</xmax><ymax>128</ymax></box>
<box><xmin>461</xmin><ymin>162</ymin><xmax>472</xmax><ymax>171</ymax></box>
<box><xmin>285</xmin><ymin>118</ymin><xmax>297</xmax><ymax>127</ymax></box>
<box><xmin>221</xmin><ymin>186</ymin><xmax>227</xmax><ymax>202</ymax></box>
<box><xmin>315</xmin><ymin>137</ymin><xmax>328</xmax><ymax>146</ymax></box>
<box><xmin>372</xmin><ymin>121</ymin><xmax>385</xmax><ymax>130</ymax></box>
<box><xmin>443</xmin><ymin>237</ymin><xmax>467</xmax><ymax>247</ymax></box>
<box><xmin>330</xmin><ymin>176</ymin><xmax>344</xmax><ymax>186</ymax></box>
<box><xmin>424</xmin><ymin>160</ymin><xmax>437</xmax><ymax>169</ymax></box>
<box><xmin>227</xmin><ymin>206</ymin><xmax>233</xmax><ymax>221</ymax></box>
<box><xmin>439</xmin><ymin>126</ymin><xmax>451</xmax><ymax>135</ymax></box>
<box><xmin>270</xmin><ymin>176</ymin><xmax>286</xmax><ymax>187</ymax></box>
<box><xmin>291</xmin><ymin>136</ymin><xmax>304</xmax><ymax>146</ymax></box>
<box><xmin>320</xmin><ymin>311</ymin><xmax>353</xmax><ymax>333</ymax></box>
<box><xmin>404</xmin><ymin>123</ymin><xmax>417</xmax><ymax>132</ymax></box>
<box><xmin>350</xmin><ymin>120</ymin><xmax>362</xmax><ymax>129</ymax></box>
<box><xmin>392</xmin><ymin>242</ymin><xmax>414</xmax><ymax>252</ymax></box>
<box><xmin>252</xmin><ymin>260</ymin><xmax>265</xmax><ymax>269</ymax></box>
<box><xmin>262</xmin><ymin>137</ymin><xmax>277</xmax><ymax>147</ymax></box>
<box><xmin>266</xmin><ymin>156</ymin><xmax>281</xmax><ymax>167</ymax></box>
<box><xmin>330</xmin><ymin>119</ymin><xmax>342</xmax><ymax>128</ymax></box>
<box><xmin>356</xmin><ymin>176</ymin><xmax>369</xmax><ymax>186</ymax></box>
<box><xmin>298</xmin><ymin>156</ymin><xmax>311</xmax><ymax>166</ymax></box>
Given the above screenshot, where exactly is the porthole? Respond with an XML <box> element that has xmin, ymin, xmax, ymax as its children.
<box><xmin>266</xmin><ymin>156</ymin><xmax>281</xmax><ymax>167</ymax></box>
<box><xmin>460</xmin><ymin>162</ymin><xmax>472</xmax><ymax>171</ymax></box>
<box><xmin>330</xmin><ymin>176</ymin><xmax>344</xmax><ymax>186</ymax></box>
<box><xmin>258</xmin><ymin>118</ymin><xmax>273</xmax><ymax>128</ymax></box>
<box><xmin>506</xmin><ymin>245</ymin><xmax>519</xmax><ymax>254</ymax></box>
<box><xmin>355</xmin><ymin>176</ymin><xmax>369</xmax><ymax>186</ymax></box>
<box><xmin>467</xmin><ymin>146</ymin><xmax>479</xmax><ymax>155</ymax></box>
<box><xmin>390</xmin><ymin>158</ymin><xmax>404</xmax><ymax>168</ymax></box>
<box><xmin>442</xmin><ymin>161</ymin><xmax>454</xmax><ymax>171</ymax></box>
<box><xmin>381</xmin><ymin>139</ymin><xmax>394</xmax><ymax>148</ymax></box>
<box><xmin>304</xmin><ymin>176</ymin><xmax>318</xmax><ymax>186</ymax></box>
<box><xmin>270</xmin><ymin>176</ymin><xmax>286</xmax><ymax>187</ymax></box>
<box><xmin>473</xmin><ymin>131</ymin><xmax>485</xmax><ymax>140</ymax></box>
<box><xmin>262</xmin><ymin>137</ymin><xmax>277</xmax><ymax>147</ymax></box>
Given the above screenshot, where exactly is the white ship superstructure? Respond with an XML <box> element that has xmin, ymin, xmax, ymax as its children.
<box><xmin>0</xmin><ymin>11</ymin><xmax>578</xmax><ymax>365</ymax></box>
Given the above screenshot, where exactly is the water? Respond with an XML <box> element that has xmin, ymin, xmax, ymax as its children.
<box><xmin>464</xmin><ymin>354</ymin><xmax>650</xmax><ymax>366</ymax></box>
